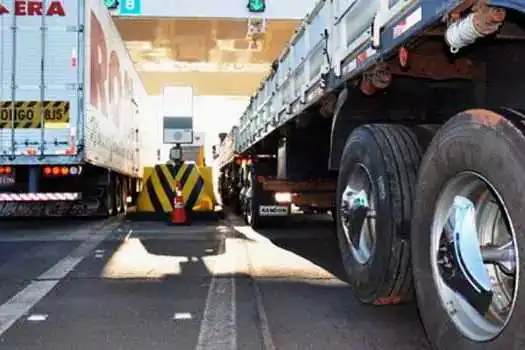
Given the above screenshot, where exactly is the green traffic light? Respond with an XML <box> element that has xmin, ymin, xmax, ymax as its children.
<box><xmin>104</xmin><ymin>0</ymin><xmax>118</xmax><ymax>9</ymax></box>
<box><xmin>247</xmin><ymin>0</ymin><xmax>265</xmax><ymax>13</ymax></box>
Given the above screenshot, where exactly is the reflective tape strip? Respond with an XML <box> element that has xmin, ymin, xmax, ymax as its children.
<box><xmin>0</xmin><ymin>192</ymin><xmax>81</xmax><ymax>201</ymax></box>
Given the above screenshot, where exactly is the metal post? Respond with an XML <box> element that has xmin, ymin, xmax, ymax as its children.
<box><xmin>9</xmin><ymin>3</ymin><xmax>17</xmax><ymax>160</ymax></box>
<box><xmin>39</xmin><ymin>0</ymin><xmax>47</xmax><ymax>159</ymax></box>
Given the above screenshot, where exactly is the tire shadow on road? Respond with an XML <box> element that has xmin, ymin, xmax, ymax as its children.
<box><xmin>252</xmin><ymin>214</ymin><xmax>348</xmax><ymax>283</ymax></box>
<box><xmin>227</xmin><ymin>214</ymin><xmax>430</xmax><ymax>350</ymax></box>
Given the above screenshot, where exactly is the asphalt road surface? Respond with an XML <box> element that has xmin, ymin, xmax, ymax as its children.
<box><xmin>0</xmin><ymin>212</ymin><xmax>430</xmax><ymax>350</ymax></box>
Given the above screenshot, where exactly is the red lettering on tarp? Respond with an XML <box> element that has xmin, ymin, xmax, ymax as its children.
<box><xmin>109</xmin><ymin>51</ymin><xmax>122</xmax><ymax>126</ymax></box>
<box><xmin>90</xmin><ymin>13</ymin><xmax>108</xmax><ymax>116</ymax></box>
<box><xmin>45</xmin><ymin>1</ymin><xmax>65</xmax><ymax>16</ymax></box>
<box><xmin>90</xmin><ymin>12</ymin><xmax>134</xmax><ymax>124</ymax></box>
<box><xmin>14</xmin><ymin>0</ymin><xmax>26</xmax><ymax>15</ymax></box>
<box><xmin>27</xmin><ymin>1</ymin><xmax>42</xmax><ymax>15</ymax></box>
<box><xmin>0</xmin><ymin>1</ymin><xmax>66</xmax><ymax>16</ymax></box>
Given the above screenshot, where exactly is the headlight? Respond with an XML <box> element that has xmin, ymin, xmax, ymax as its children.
<box><xmin>274</xmin><ymin>192</ymin><xmax>292</xmax><ymax>203</ymax></box>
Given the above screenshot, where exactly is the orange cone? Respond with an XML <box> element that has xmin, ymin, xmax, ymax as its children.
<box><xmin>170</xmin><ymin>181</ymin><xmax>187</xmax><ymax>224</ymax></box>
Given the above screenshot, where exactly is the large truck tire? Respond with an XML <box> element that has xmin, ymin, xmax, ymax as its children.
<box><xmin>232</xmin><ymin>191</ymin><xmax>243</xmax><ymax>215</ymax></box>
<box><xmin>120</xmin><ymin>177</ymin><xmax>129</xmax><ymax>214</ymax></box>
<box><xmin>409</xmin><ymin>124</ymin><xmax>441</xmax><ymax>150</ymax></box>
<box><xmin>245</xmin><ymin>198</ymin><xmax>257</xmax><ymax>227</ymax></box>
<box><xmin>411</xmin><ymin>108</ymin><xmax>523</xmax><ymax>349</ymax></box>
<box><xmin>114</xmin><ymin>175</ymin><xmax>123</xmax><ymax>214</ymax></box>
<box><xmin>335</xmin><ymin>124</ymin><xmax>422</xmax><ymax>305</ymax></box>
<box><xmin>97</xmin><ymin>172</ymin><xmax>116</xmax><ymax>217</ymax></box>
<box><xmin>244</xmin><ymin>197</ymin><xmax>263</xmax><ymax>229</ymax></box>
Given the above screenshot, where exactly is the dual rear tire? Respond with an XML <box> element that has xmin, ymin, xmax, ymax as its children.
<box><xmin>336</xmin><ymin>109</ymin><xmax>524</xmax><ymax>349</ymax></box>
<box><xmin>244</xmin><ymin>197</ymin><xmax>260</xmax><ymax>228</ymax></box>
<box><xmin>103</xmin><ymin>173</ymin><xmax>128</xmax><ymax>217</ymax></box>
<box><xmin>335</xmin><ymin>124</ymin><xmax>421</xmax><ymax>304</ymax></box>
<box><xmin>411</xmin><ymin>109</ymin><xmax>522</xmax><ymax>349</ymax></box>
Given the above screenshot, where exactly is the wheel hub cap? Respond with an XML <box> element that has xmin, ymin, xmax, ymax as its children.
<box><xmin>438</xmin><ymin>196</ymin><xmax>493</xmax><ymax>315</ymax></box>
<box><xmin>340</xmin><ymin>165</ymin><xmax>376</xmax><ymax>265</ymax></box>
<box><xmin>431</xmin><ymin>172</ymin><xmax>519</xmax><ymax>341</ymax></box>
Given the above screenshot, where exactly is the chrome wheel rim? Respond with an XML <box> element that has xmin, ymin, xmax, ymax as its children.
<box><xmin>430</xmin><ymin>171</ymin><xmax>519</xmax><ymax>341</ymax></box>
<box><xmin>340</xmin><ymin>163</ymin><xmax>376</xmax><ymax>264</ymax></box>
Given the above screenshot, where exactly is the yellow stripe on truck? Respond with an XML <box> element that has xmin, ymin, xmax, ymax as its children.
<box><xmin>136</xmin><ymin>163</ymin><xmax>214</xmax><ymax>213</ymax></box>
<box><xmin>0</xmin><ymin>101</ymin><xmax>70</xmax><ymax>129</ymax></box>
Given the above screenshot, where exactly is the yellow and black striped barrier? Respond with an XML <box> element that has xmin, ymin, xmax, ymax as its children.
<box><xmin>0</xmin><ymin>101</ymin><xmax>70</xmax><ymax>129</ymax></box>
<box><xmin>136</xmin><ymin>162</ymin><xmax>216</xmax><ymax>213</ymax></box>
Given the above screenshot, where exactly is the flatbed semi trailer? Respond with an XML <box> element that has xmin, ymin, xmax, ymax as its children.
<box><xmin>216</xmin><ymin>0</ymin><xmax>525</xmax><ymax>348</ymax></box>
<box><xmin>0</xmin><ymin>0</ymin><xmax>149</xmax><ymax>216</ymax></box>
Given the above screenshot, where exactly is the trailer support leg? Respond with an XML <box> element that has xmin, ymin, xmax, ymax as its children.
<box><xmin>28</xmin><ymin>166</ymin><xmax>39</xmax><ymax>193</ymax></box>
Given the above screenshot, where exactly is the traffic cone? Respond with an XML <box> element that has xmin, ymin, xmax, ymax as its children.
<box><xmin>170</xmin><ymin>181</ymin><xmax>187</xmax><ymax>225</ymax></box>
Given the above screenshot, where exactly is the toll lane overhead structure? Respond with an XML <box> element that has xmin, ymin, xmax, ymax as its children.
<box><xmin>215</xmin><ymin>0</ymin><xmax>525</xmax><ymax>349</ymax></box>
<box><xmin>0</xmin><ymin>0</ymin><xmax>149</xmax><ymax>216</ymax></box>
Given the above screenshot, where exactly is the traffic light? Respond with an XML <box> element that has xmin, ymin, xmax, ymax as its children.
<box><xmin>247</xmin><ymin>0</ymin><xmax>265</xmax><ymax>13</ymax></box>
<box><xmin>104</xmin><ymin>0</ymin><xmax>118</xmax><ymax>9</ymax></box>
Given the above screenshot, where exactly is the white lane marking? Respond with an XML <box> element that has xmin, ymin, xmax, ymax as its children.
<box><xmin>195</xmin><ymin>238</ymin><xmax>237</xmax><ymax>350</ymax></box>
<box><xmin>253</xmin><ymin>281</ymin><xmax>276</xmax><ymax>350</ymax></box>
<box><xmin>0</xmin><ymin>220</ymin><xmax>119</xmax><ymax>335</ymax></box>
<box><xmin>26</xmin><ymin>314</ymin><xmax>48</xmax><ymax>322</ymax></box>
<box><xmin>196</xmin><ymin>278</ymin><xmax>236</xmax><ymax>350</ymax></box>
<box><xmin>38</xmin><ymin>223</ymin><xmax>117</xmax><ymax>280</ymax></box>
<box><xmin>0</xmin><ymin>280</ymin><xmax>58</xmax><ymax>335</ymax></box>
<box><xmin>173</xmin><ymin>312</ymin><xmax>192</xmax><ymax>320</ymax></box>
<box><xmin>233</xmin><ymin>223</ymin><xmax>276</xmax><ymax>350</ymax></box>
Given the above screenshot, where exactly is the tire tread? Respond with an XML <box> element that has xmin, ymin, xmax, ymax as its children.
<box><xmin>363</xmin><ymin>124</ymin><xmax>421</xmax><ymax>303</ymax></box>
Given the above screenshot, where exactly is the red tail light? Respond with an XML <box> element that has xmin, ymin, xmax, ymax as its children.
<box><xmin>43</xmin><ymin>165</ymin><xmax>81</xmax><ymax>177</ymax></box>
<box><xmin>0</xmin><ymin>166</ymin><xmax>13</xmax><ymax>174</ymax></box>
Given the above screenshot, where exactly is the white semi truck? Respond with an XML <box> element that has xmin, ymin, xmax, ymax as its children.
<box><xmin>217</xmin><ymin>0</ymin><xmax>525</xmax><ymax>348</ymax></box>
<box><xmin>0</xmin><ymin>0</ymin><xmax>150</xmax><ymax>216</ymax></box>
